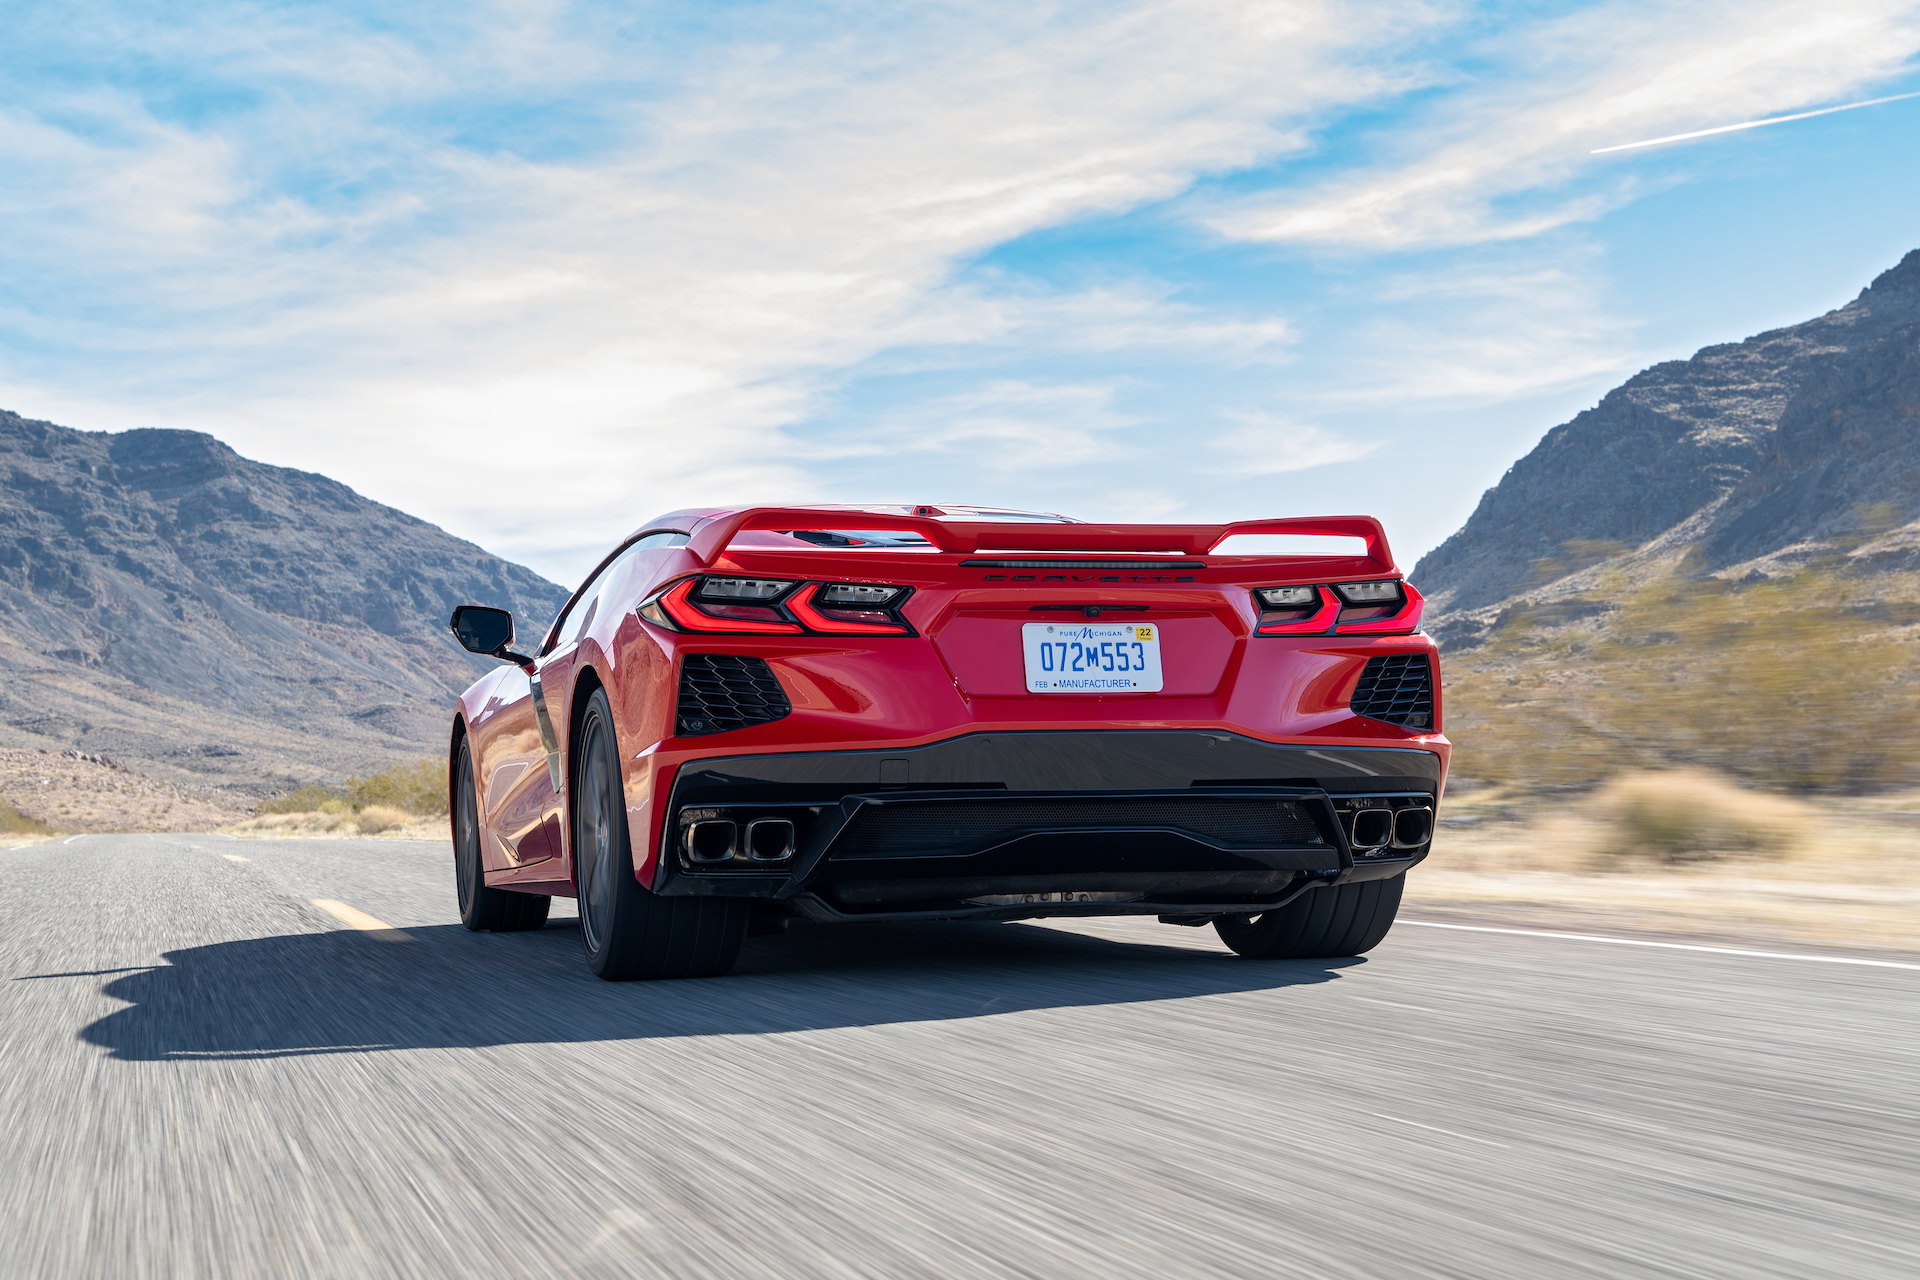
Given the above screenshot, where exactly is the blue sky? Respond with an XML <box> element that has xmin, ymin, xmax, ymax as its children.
<box><xmin>3</xmin><ymin>1</ymin><xmax>1919</xmax><ymax>585</ymax></box>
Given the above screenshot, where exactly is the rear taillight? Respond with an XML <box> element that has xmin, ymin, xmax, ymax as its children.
<box><xmin>789</xmin><ymin>583</ymin><xmax>913</xmax><ymax>634</ymax></box>
<box><xmin>1334</xmin><ymin>580</ymin><xmax>1424</xmax><ymax>633</ymax></box>
<box><xmin>1332</xmin><ymin>580</ymin><xmax>1400</xmax><ymax>605</ymax></box>
<box><xmin>700</xmin><ymin>577</ymin><xmax>794</xmax><ymax>601</ymax></box>
<box><xmin>1254</xmin><ymin>586</ymin><xmax>1341</xmax><ymax>635</ymax></box>
<box><xmin>640</xmin><ymin>577</ymin><xmax>913</xmax><ymax>636</ymax></box>
<box><xmin>1251</xmin><ymin>579</ymin><xmax>1423</xmax><ymax>636</ymax></box>
<box><xmin>644</xmin><ymin>578</ymin><xmax>804</xmax><ymax>633</ymax></box>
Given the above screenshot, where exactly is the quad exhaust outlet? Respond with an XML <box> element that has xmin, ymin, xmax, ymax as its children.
<box><xmin>682</xmin><ymin>813</ymin><xmax>800</xmax><ymax>865</ymax></box>
<box><xmin>1343</xmin><ymin>803</ymin><xmax>1434</xmax><ymax>854</ymax></box>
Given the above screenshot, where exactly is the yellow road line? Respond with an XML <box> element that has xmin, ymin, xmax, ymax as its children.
<box><xmin>309</xmin><ymin>898</ymin><xmax>414</xmax><ymax>943</ymax></box>
<box><xmin>221</xmin><ymin>853</ymin><xmax>251</xmax><ymax>863</ymax></box>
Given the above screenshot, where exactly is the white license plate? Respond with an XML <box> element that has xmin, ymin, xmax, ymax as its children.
<box><xmin>1022</xmin><ymin>622</ymin><xmax>1163</xmax><ymax>692</ymax></box>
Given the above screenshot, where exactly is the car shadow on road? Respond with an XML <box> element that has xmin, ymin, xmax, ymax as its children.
<box><xmin>79</xmin><ymin>918</ymin><xmax>1363</xmax><ymax>1061</ymax></box>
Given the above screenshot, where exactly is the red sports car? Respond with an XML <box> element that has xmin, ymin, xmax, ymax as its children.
<box><xmin>448</xmin><ymin>505</ymin><xmax>1446</xmax><ymax>980</ymax></box>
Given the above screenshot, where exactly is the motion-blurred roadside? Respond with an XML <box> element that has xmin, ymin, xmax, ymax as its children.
<box><xmin>1432</xmin><ymin>549</ymin><xmax>1920</xmax><ymax>951</ymax></box>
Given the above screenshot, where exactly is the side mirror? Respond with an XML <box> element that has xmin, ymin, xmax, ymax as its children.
<box><xmin>449</xmin><ymin>605</ymin><xmax>533</xmax><ymax>669</ymax></box>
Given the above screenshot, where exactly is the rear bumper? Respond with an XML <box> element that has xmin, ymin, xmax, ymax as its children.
<box><xmin>652</xmin><ymin>731</ymin><xmax>1441</xmax><ymax>921</ymax></box>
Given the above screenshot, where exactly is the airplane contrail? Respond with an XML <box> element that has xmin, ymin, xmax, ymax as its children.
<box><xmin>1591</xmin><ymin>90</ymin><xmax>1920</xmax><ymax>154</ymax></box>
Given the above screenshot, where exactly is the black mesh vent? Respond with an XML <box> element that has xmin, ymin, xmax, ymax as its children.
<box><xmin>1350</xmin><ymin>654</ymin><xmax>1434</xmax><ymax>729</ymax></box>
<box><xmin>833</xmin><ymin>797</ymin><xmax>1326</xmax><ymax>860</ymax></box>
<box><xmin>677</xmin><ymin>655</ymin><xmax>791</xmax><ymax>736</ymax></box>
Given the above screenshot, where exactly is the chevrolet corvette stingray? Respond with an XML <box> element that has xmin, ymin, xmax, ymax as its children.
<box><xmin>447</xmin><ymin>505</ymin><xmax>1446</xmax><ymax>979</ymax></box>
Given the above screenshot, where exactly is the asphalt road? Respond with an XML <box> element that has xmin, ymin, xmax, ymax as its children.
<box><xmin>2</xmin><ymin>834</ymin><xmax>1915</xmax><ymax>1279</ymax></box>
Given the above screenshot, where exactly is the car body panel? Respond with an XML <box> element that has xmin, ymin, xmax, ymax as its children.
<box><xmin>452</xmin><ymin>506</ymin><xmax>1448</xmax><ymax>912</ymax></box>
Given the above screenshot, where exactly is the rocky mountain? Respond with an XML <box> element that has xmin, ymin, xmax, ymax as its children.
<box><xmin>0</xmin><ymin>410</ymin><xmax>566</xmax><ymax>796</ymax></box>
<box><xmin>0</xmin><ymin>747</ymin><xmax>243</xmax><ymax>834</ymax></box>
<box><xmin>1416</xmin><ymin>249</ymin><xmax>1920</xmax><ymax>642</ymax></box>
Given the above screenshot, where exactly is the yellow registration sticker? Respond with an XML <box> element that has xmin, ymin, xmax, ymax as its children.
<box><xmin>1135</xmin><ymin>626</ymin><xmax>1155</xmax><ymax>641</ymax></box>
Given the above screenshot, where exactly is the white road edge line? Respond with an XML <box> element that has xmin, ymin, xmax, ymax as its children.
<box><xmin>63</xmin><ymin>835</ymin><xmax>84</xmax><ymax>845</ymax></box>
<box><xmin>309</xmin><ymin>899</ymin><xmax>414</xmax><ymax>943</ymax></box>
<box><xmin>1402</xmin><ymin>919</ymin><xmax>1920</xmax><ymax>971</ymax></box>
<box><xmin>220</xmin><ymin>853</ymin><xmax>251</xmax><ymax>863</ymax></box>
<box><xmin>1367</xmin><ymin>1113</ymin><xmax>1509</xmax><ymax>1148</ymax></box>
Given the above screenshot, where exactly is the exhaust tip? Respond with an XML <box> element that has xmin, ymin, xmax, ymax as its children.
<box><xmin>744</xmin><ymin>817</ymin><xmax>797</xmax><ymax>861</ymax></box>
<box><xmin>1349</xmin><ymin>808</ymin><xmax>1393</xmax><ymax>850</ymax></box>
<box><xmin>685</xmin><ymin>819</ymin><xmax>739</xmax><ymax>863</ymax></box>
<box><xmin>1392</xmin><ymin>807</ymin><xmax>1433</xmax><ymax>848</ymax></box>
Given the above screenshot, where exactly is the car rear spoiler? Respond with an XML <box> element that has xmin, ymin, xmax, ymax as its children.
<box><xmin>687</xmin><ymin>508</ymin><xmax>1396</xmax><ymax>574</ymax></box>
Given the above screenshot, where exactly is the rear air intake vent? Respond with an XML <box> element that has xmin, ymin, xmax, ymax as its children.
<box><xmin>677</xmin><ymin>655</ymin><xmax>791</xmax><ymax>736</ymax></box>
<box><xmin>1349</xmin><ymin>654</ymin><xmax>1434</xmax><ymax>730</ymax></box>
<box><xmin>961</xmin><ymin>559</ymin><xmax>1204</xmax><ymax>570</ymax></box>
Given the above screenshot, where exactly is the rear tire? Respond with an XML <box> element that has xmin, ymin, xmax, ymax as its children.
<box><xmin>1213</xmin><ymin>874</ymin><xmax>1404</xmax><ymax>959</ymax></box>
<box><xmin>453</xmin><ymin>738</ymin><xmax>552</xmax><ymax>932</ymax></box>
<box><xmin>572</xmin><ymin>689</ymin><xmax>747</xmax><ymax>980</ymax></box>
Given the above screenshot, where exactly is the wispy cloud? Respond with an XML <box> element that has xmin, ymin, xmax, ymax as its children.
<box><xmin>1203</xmin><ymin>414</ymin><xmax>1380</xmax><ymax>476</ymax></box>
<box><xmin>5</xmin><ymin>1</ymin><xmax>1917</xmax><ymax>580</ymax></box>
<box><xmin>796</xmin><ymin>380</ymin><xmax>1136</xmax><ymax>472</ymax></box>
<box><xmin>926</xmin><ymin>282</ymin><xmax>1297</xmax><ymax>363</ymax></box>
<box><xmin>1323</xmin><ymin>261</ymin><xmax>1641</xmax><ymax>406</ymax></box>
<box><xmin>1208</xmin><ymin>0</ymin><xmax>1920</xmax><ymax>251</ymax></box>
<box><xmin>0</xmin><ymin>1</ymin><xmax>1433</xmax><ymax>575</ymax></box>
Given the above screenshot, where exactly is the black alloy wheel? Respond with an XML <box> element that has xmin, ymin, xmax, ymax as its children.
<box><xmin>453</xmin><ymin>738</ymin><xmax>551</xmax><ymax>932</ymax></box>
<box><xmin>572</xmin><ymin>688</ymin><xmax>747</xmax><ymax>980</ymax></box>
<box><xmin>1213</xmin><ymin>874</ymin><xmax>1404</xmax><ymax>959</ymax></box>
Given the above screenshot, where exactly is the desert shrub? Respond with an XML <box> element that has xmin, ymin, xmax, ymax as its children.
<box><xmin>350</xmin><ymin>805</ymin><xmax>411</xmax><ymax>835</ymax></box>
<box><xmin>1446</xmin><ymin>567</ymin><xmax>1920</xmax><ymax>794</ymax></box>
<box><xmin>346</xmin><ymin>759</ymin><xmax>446</xmax><ymax>817</ymax></box>
<box><xmin>230</xmin><ymin>809</ymin><xmax>361</xmax><ymax>835</ymax></box>
<box><xmin>254</xmin><ymin>759</ymin><xmax>447</xmax><ymax>821</ymax></box>
<box><xmin>1584</xmin><ymin>770</ymin><xmax>1811</xmax><ymax>867</ymax></box>
<box><xmin>257</xmin><ymin>785</ymin><xmax>346</xmax><ymax>816</ymax></box>
<box><xmin>0</xmin><ymin>799</ymin><xmax>53</xmax><ymax>836</ymax></box>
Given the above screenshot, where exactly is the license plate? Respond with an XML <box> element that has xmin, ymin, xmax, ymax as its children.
<box><xmin>1022</xmin><ymin>622</ymin><xmax>1163</xmax><ymax>692</ymax></box>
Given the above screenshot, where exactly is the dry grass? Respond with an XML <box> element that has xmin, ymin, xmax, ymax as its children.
<box><xmin>1</xmin><ymin>796</ymin><xmax>54</xmax><ymax>838</ymax></box>
<box><xmin>235</xmin><ymin>758</ymin><xmax>449</xmax><ymax>839</ymax></box>
<box><xmin>1414</xmin><ymin>772</ymin><xmax>1920</xmax><ymax>950</ymax></box>
<box><xmin>227</xmin><ymin>806</ymin><xmax>444</xmax><ymax>840</ymax></box>
<box><xmin>1583</xmin><ymin>770</ymin><xmax>1809</xmax><ymax>865</ymax></box>
<box><xmin>257</xmin><ymin>758</ymin><xmax>446</xmax><ymax>818</ymax></box>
